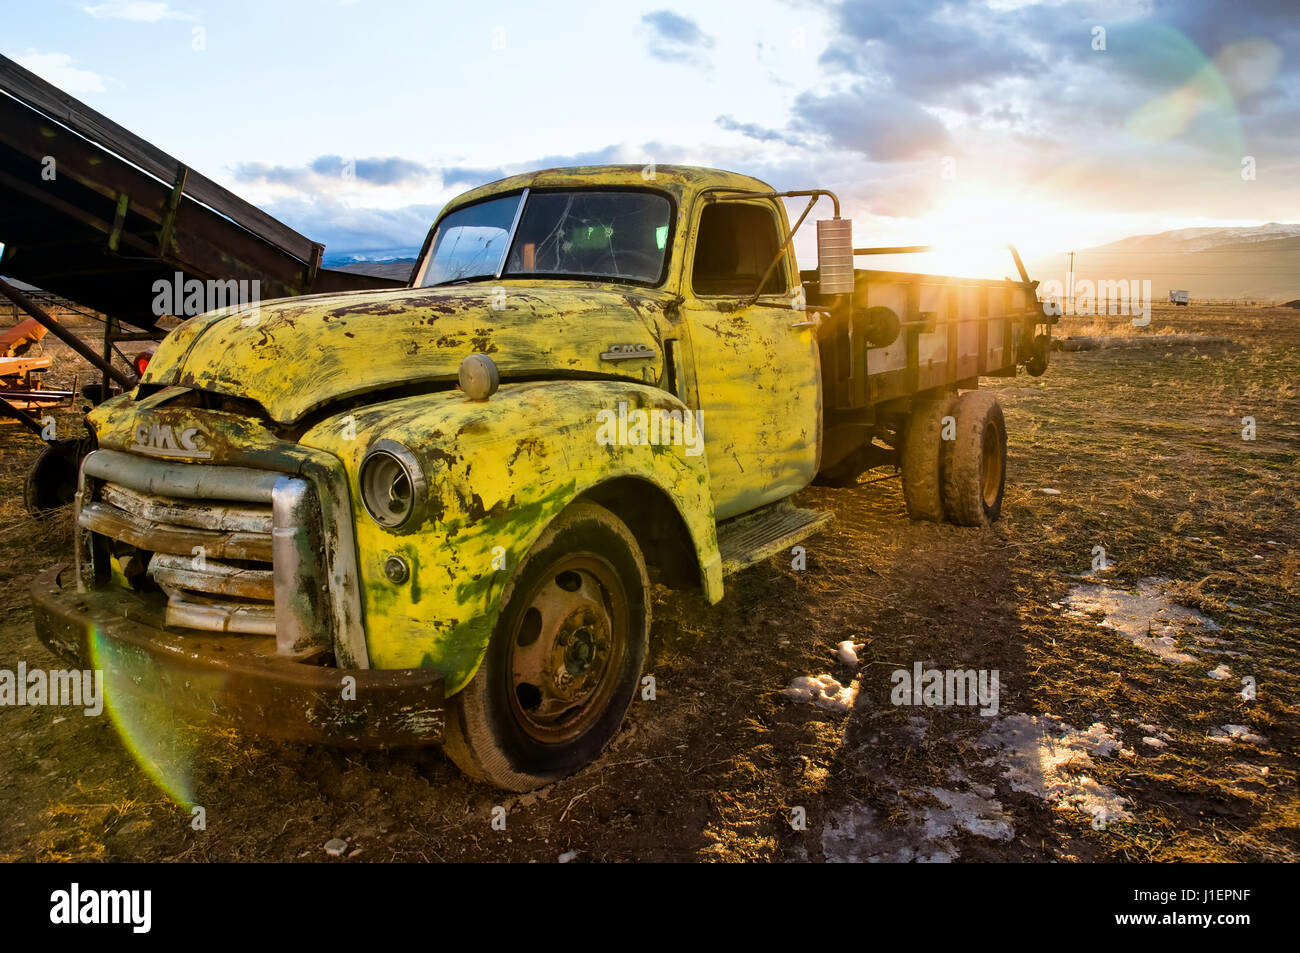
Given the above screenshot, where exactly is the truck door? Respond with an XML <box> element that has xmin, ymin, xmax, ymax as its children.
<box><xmin>680</xmin><ymin>196</ymin><xmax>821</xmax><ymax>521</ymax></box>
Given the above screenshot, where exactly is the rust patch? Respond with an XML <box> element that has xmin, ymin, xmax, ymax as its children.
<box><xmin>468</xmin><ymin>331</ymin><xmax>498</xmax><ymax>353</ymax></box>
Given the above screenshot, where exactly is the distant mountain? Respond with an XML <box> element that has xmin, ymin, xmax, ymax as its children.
<box><xmin>329</xmin><ymin>258</ymin><xmax>418</xmax><ymax>282</ymax></box>
<box><xmin>1027</xmin><ymin>224</ymin><xmax>1300</xmax><ymax>302</ymax></box>
<box><xmin>1089</xmin><ymin>223</ymin><xmax>1300</xmax><ymax>254</ymax></box>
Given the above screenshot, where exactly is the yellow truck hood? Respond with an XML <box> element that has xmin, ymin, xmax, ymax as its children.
<box><xmin>140</xmin><ymin>283</ymin><xmax>676</xmax><ymax>425</ymax></box>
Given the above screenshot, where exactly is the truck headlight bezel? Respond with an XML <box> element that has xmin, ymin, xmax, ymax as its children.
<box><xmin>358</xmin><ymin>439</ymin><xmax>428</xmax><ymax>531</ymax></box>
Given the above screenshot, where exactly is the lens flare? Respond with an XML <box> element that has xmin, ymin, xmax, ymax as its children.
<box><xmin>88</xmin><ymin>622</ymin><xmax>198</xmax><ymax>809</ymax></box>
<box><xmin>1123</xmin><ymin>26</ymin><xmax>1280</xmax><ymax>155</ymax></box>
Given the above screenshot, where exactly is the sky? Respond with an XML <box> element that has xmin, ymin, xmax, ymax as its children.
<box><xmin>4</xmin><ymin>0</ymin><xmax>1298</xmax><ymax>276</ymax></box>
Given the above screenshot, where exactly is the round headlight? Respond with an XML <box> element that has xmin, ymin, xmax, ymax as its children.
<box><xmin>359</xmin><ymin>440</ymin><xmax>428</xmax><ymax>529</ymax></box>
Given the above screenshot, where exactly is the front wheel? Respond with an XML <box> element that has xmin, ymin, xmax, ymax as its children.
<box><xmin>443</xmin><ymin>501</ymin><xmax>649</xmax><ymax>790</ymax></box>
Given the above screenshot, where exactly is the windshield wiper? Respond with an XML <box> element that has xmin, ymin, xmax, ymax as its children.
<box><xmin>432</xmin><ymin>274</ymin><xmax>497</xmax><ymax>287</ymax></box>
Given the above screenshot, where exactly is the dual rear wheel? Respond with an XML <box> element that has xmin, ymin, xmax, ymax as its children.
<box><xmin>902</xmin><ymin>390</ymin><xmax>1006</xmax><ymax>526</ymax></box>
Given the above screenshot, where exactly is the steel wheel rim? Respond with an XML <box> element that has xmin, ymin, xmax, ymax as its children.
<box><xmin>505</xmin><ymin>553</ymin><xmax>628</xmax><ymax>744</ymax></box>
<box><xmin>981</xmin><ymin>419</ymin><xmax>1004</xmax><ymax>508</ymax></box>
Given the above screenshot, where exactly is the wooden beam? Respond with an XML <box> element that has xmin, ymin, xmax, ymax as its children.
<box><xmin>158</xmin><ymin>164</ymin><xmax>187</xmax><ymax>257</ymax></box>
<box><xmin>108</xmin><ymin>192</ymin><xmax>129</xmax><ymax>251</ymax></box>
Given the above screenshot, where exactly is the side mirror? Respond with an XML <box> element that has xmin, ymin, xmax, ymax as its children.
<box><xmin>816</xmin><ymin>219</ymin><xmax>855</xmax><ymax>295</ymax></box>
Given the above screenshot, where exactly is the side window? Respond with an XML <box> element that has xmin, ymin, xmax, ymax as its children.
<box><xmin>691</xmin><ymin>202</ymin><xmax>787</xmax><ymax>297</ymax></box>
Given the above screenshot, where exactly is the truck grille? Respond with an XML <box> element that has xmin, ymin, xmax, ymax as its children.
<box><xmin>75</xmin><ymin>448</ymin><xmax>328</xmax><ymax>657</ymax></box>
<box><xmin>82</xmin><ymin>481</ymin><xmax>277</xmax><ymax>634</ymax></box>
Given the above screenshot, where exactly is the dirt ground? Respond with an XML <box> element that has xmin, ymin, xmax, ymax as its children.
<box><xmin>0</xmin><ymin>304</ymin><xmax>1295</xmax><ymax>862</ymax></box>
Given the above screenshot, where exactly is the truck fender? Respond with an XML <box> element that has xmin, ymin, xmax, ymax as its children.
<box><xmin>303</xmin><ymin>379</ymin><xmax>722</xmax><ymax>693</ymax></box>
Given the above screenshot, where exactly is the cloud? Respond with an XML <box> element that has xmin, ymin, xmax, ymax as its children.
<box><xmin>525</xmin><ymin>144</ymin><xmax>627</xmax><ymax>169</ymax></box>
<box><xmin>234</xmin><ymin>156</ymin><xmax>433</xmax><ymax>190</ymax></box>
<box><xmin>802</xmin><ymin>0</ymin><xmax>1300</xmax><ymax>214</ymax></box>
<box><xmin>715</xmin><ymin>115</ymin><xmax>804</xmax><ymax>148</ymax></box>
<box><xmin>231</xmin><ymin>162</ymin><xmax>313</xmax><ymax>189</ymax></box>
<box><xmin>232</xmin><ymin>150</ymin><xmax>636</xmax><ymax>196</ymax></box>
<box><xmin>821</xmin><ymin>0</ymin><xmax>1047</xmax><ymax>100</ymax></box>
<box><xmin>440</xmin><ymin>166</ymin><xmax>508</xmax><ymax>188</ymax></box>
<box><xmin>642</xmin><ymin>10</ymin><xmax>715</xmax><ymax>65</ymax></box>
<box><xmin>248</xmin><ymin>142</ymin><xmax>691</xmax><ymax>258</ymax></box>
<box><xmin>12</xmin><ymin>52</ymin><xmax>105</xmax><ymax>94</ymax></box>
<box><xmin>793</xmin><ymin>84</ymin><xmax>954</xmax><ymax>161</ymax></box>
<box><xmin>82</xmin><ymin>1</ymin><xmax>196</xmax><ymax>21</ymax></box>
<box><xmin>308</xmin><ymin>155</ymin><xmax>430</xmax><ymax>186</ymax></box>
<box><xmin>265</xmin><ymin>197</ymin><xmax>441</xmax><ymax>260</ymax></box>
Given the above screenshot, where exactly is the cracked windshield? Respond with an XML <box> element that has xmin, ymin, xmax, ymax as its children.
<box><xmin>424</xmin><ymin>190</ymin><xmax>670</xmax><ymax>285</ymax></box>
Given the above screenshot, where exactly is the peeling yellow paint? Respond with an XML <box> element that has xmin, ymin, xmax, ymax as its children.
<box><xmin>88</xmin><ymin>165</ymin><xmax>836</xmax><ymax>692</ymax></box>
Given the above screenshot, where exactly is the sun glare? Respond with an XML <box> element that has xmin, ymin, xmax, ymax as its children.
<box><xmin>863</xmin><ymin>185</ymin><xmax>1047</xmax><ymax>280</ymax></box>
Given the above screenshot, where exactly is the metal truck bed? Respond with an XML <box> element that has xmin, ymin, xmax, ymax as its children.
<box><xmin>805</xmin><ymin>257</ymin><xmax>1051</xmax><ymax>411</ymax></box>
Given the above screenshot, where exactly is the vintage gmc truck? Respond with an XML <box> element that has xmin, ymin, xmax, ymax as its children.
<box><xmin>33</xmin><ymin>165</ymin><xmax>1053</xmax><ymax>790</ymax></box>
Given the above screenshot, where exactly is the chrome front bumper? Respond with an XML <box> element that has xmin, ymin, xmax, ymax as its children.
<box><xmin>76</xmin><ymin>448</ymin><xmax>331</xmax><ymax>659</ymax></box>
<box><xmin>31</xmin><ymin>564</ymin><xmax>444</xmax><ymax>746</ymax></box>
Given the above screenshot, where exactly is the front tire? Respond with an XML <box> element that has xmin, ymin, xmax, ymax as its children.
<box><xmin>443</xmin><ymin>501</ymin><xmax>649</xmax><ymax>790</ymax></box>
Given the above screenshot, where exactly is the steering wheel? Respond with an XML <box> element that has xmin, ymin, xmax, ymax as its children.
<box><xmin>611</xmin><ymin>249</ymin><xmax>661</xmax><ymax>278</ymax></box>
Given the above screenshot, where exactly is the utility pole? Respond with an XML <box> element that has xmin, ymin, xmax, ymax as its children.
<box><xmin>1067</xmin><ymin>250</ymin><xmax>1075</xmax><ymax>314</ymax></box>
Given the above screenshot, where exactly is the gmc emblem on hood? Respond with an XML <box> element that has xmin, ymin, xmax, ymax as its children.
<box><xmin>130</xmin><ymin>422</ymin><xmax>212</xmax><ymax>460</ymax></box>
<box><xmin>600</xmin><ymin>343</ymin><xmax>655</xmax><ymax>362</ymax></box>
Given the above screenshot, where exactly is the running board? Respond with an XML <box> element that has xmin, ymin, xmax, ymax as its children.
<box><xmin>717</xmin><ymin>501</ymin><xmax>832</xmax><ymax>576</ymax></box>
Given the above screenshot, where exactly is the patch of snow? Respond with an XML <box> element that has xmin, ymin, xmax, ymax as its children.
<box><xmin>921</xmin><ymin>787</ymin><xmax>1015</xmax><ymax>843</ymax></box>
<box><xmin>784</xmin><ymin>674</ymin><xmax>858</xmax><ymax>712</ymax></box>
<box><xmin>1039</xmin><ymin>488</ymin><xmax>1062</xmax><ymax>496</ymax></box>
<box><xmin>1142</xmin><ymin>737</ymin><xmax>1167</xmax><ymax>749</ymax></box>
<box><xmin>1064</xmin><ymin>577</ymin><xmax>1220</xmax><ymax>664</ymax></box>
<box><xmin>978</xmin><ymin>714</ymin><xmax>1133</xmax><ymax>824</ymax></box>
<box><xmin>821</xmin><ymin>778</ymin><xmax>1014</xmax><ymax>864</ymax></box>
<box><xmin>1208</xmin><ymin>724</ymin><xmax>1267</xmax><ymax>745</ymax></box>
<box><xmin>1134</xmin><ymin>721</ymin><xmax>1172</xmax><ymax>741</ymax></box>
<box><xmin>837</xmin><ymin>640</ymin><xmax>861</xmax><ymax>666</ymax></box>
<box><xmin>1207</xmin><ymin>664</ymin><xmax>1232</xmax><ymax>680</ymax></box>
<box><xmin>1143</xmin><ymin>223</ymin><xmax>1300</xmax><ymax>252</ymax></box>
<box><xmin>557</xmin><ymin>850</ymin><xmax>578</xmax><ymax>863</ymax></box>
<box><xmin>822</xmin><ymin>804</ymin><xmax>957</xmax><ymax>863</ymax></box>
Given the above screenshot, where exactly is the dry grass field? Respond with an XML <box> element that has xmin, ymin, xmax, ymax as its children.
<box><xmin>0</xmin><ymin>303</ymin><xmax>1294</xmax><ymax>862</ymax></box>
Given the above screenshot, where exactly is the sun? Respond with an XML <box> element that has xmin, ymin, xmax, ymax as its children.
<box><xmin>865</xmin><ymin>186</ymin><xmax>1044</xmax><ymax>280</ymax></box>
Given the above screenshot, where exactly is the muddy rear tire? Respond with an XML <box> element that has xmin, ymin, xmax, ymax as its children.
<box><xmin>442</xmin><ymin>501</ymin><xmax>649</xmax><ymax>791</ymax></box>
<box><xmin>941</xmin><ymin>391</ymin><xmax>1007</xmax><ymax>526</ymax></box>
<box><xmin>901</xmin><ymin>395</ymin><xmax>954</xmax><ymax>522</ymax></box>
